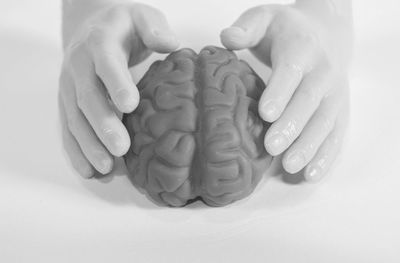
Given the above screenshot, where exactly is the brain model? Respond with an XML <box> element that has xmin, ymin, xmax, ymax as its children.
<box><xmin>123</xmin><ymin>46</ymin><xmax>272</xmax><ymax>207</ymax></box>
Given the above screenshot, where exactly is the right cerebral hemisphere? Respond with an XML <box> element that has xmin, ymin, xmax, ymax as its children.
<box><xmin>123</xmin><ymin>46</ymin><xmax>272</xmax><ymax>207</ymax></box>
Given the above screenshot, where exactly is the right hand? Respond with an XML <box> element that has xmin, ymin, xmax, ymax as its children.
<box><xmin>59</xmin><ymin>3</ymin><xmax>179</xmax><ymax>178</ymax></box>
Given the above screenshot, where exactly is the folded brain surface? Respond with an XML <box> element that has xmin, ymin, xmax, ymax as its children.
<box><xmin>123</xmin><ymin>46</ymin><xmax>272</xmax><ymax>207</ymax></box>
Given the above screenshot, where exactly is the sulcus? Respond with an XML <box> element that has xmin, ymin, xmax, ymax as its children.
<box><xmin>123</xmin><ymin>46</ymin><xmax>272</xmax><ymax>207</ymax></box>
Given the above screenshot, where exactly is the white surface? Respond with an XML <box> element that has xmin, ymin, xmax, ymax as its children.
<box><xmin>0</xmin><ymin>0</ymin><xmax>400</xmax><ymax>262</ymax></box>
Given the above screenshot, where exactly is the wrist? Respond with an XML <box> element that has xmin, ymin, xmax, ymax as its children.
<box><xmin>293</xmin><ymin>0</ymin><xmax>353</xmax><ymax>42</ymax></box>
<box><xmin>294</xmin><ymin>0</ymin><xmax>353</xmax><ymax>28</ymax></box>
<box><xmin>293</xmin><ymin>1</ymin><xmax>354</xmax><ymax>68</ymax></box>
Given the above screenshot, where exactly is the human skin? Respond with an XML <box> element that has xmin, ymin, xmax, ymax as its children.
<box><xmin>59</xmin><ymin>0</ymin><xmax>179</xmax><ymax>177</ymax></box>
<box><xmin>221</xmin><ymin>0</ymin><xmax>353</xmax><ymax>182</ymax></box>
<box><xmin>59</xmin><ymin>0</ymin><xmax>353</xmax><ymax>182</ymax></box>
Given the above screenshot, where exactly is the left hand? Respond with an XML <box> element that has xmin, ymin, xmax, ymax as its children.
<box><xmin>220</xmin><ymin>4</ymin><xmax>352</xmax><ymax>182</ymax></box>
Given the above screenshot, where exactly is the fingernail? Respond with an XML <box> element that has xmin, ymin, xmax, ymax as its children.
<box><xmin>261</xmin><ymin>101</ymin><xmax>280</xmax><ymax>122</ymax></box>
<box><xmin>285</xmin><ymin>151</ymin><xmax>306</xmax><ymax>174</ymax></box>
<box><xmin>305</xmin><ymin>165</ymin><xmax>323</xmax><ymax>183</ymax></box>
<box><xmin>265</xmin><ymin>133</ymin><xmax>288</xmax><ymax>155</ymax></box>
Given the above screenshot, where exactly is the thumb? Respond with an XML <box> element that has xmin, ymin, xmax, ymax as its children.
<box><xmin>131</xmin><ymin>4</ymin><xmax>179</xmax><ymax>53</ymax></box>
<box><xmin>220</xmin><ymin>5</ymin><xmax>280</xmax><ymax>50</ymax></box>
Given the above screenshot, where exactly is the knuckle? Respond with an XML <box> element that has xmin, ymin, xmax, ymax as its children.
<box><xmin>131</xmin><ymin>3</ymin><xmax>150</xmax><ymax>17</ymax></box>
<box><xmin>65</xmin><ymin>38</ymin><xmax>85</xmax><ymax>58</ymax></box>
<box><xmin>76</xmin><ymin>83</ymin><xmax>97</xmax><ymax>110</ymax></box>
<box><xmin>93</xmin><ymin>58</ymin><xmax>109</xmax><ymax>77</ymax></box>
<box><xmin>58</xmin><ymin>72</ymin><xmax>69</xmax><ymax>92</ymax></box>
<box><xmin>320</xmin><ymin>56</ymin><xmax>336</xmax><ymax>75</ymax></box>
<box><xmin>270</xmin><ymin>7</ymin><xmax>301</xmax><ymax>38</ymax></box>
<box><xmin>317</xmin><ymin>112</ymin><xmax>334</xmax><ymax>132</ymax></box>
<box><xmin>76</xmin><ymin>94</ymin><xmax>87</xmax><ymax>111</ymax></box>
<box><xmin>94</xmin><ymin>51</ymin><xmax>120</xmax><ymax>75</ymax></box>
<box><xmin>295</xmin><ymin>31</ymin><xmax>320</xmax><ymax>50</ymax></box>
<box><xmin>298</xmin><ymin>85</ymin><xmax>320</xmax><ymax>103</ymax></box>
<box><xmin>86</xmin><ymin>25</ymin><xmax>108</xmax><ymax>50</ymax></box>
<box><xmin>134</xmin><ymin>3</ymin><xmax>161</xmax><ymax>15</ymax></box>
<box><xmin>61</xmin><ymin>130</ymin><xmax>71</xmax><ymax>149</ymax></box>
<box><xmin>68</xmin><ymin>46</ymin><xmax>85</xmax><ymax>67</ymax></box>
<box><xmin>329</xmin><ymin>135</ymin><xmax>341</xmax><ymax>146</ymax></box>
<box><xmin>99</xmin><ymin>121</ymin><xmax>115</xmax><ymax>137</ymax></box>
<box><xmin>272</xmin><ymin>48</ymin><xmax>303</xmax><ymax>77</ymax></box>
<box><xmin>282</xmin><ymin>118</ymin><xmax>299</xmax><ymax>142</ymax></box>
<box><xmin>276</xmin><ymin>59</ymin><xmax>304</xmax><ymax>79</ymax></box>
<box><xmin>66</xmin><ymin>114</ymin><xmax>79</xmax><ymax>135</ymax></box>
<box><xmin>108</xmin><ymin>3</ymin><xmax>129</xmax><ymax>16</ymax></box>
<box><xmin>245</xmin><ymin>5</ymin><xmax>268</xmax><ymax>17</ymax></box>
<box><xmin>272</xmin><ymin>45</ymin><xmax>306</xmax><ymax>75</ymax></box>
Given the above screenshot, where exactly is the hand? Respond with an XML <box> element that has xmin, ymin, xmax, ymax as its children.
<box><xmin>220</xmin><ymin>4</ymin><xmax>352</xmax><ymax>182</ymax></box>
<box><xmin>59</xmin><ymin>3</ymin><xmax>179</xmax><ymax>178</ymax></box>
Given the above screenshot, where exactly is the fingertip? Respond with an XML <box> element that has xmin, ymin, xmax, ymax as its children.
<box><xmin>78</xmin><ymin>163</ymin><xmax>95</xmax><ymax>179</ymax></box>
<box><xmin>259</xmin><ymin>100</ymin><xmax>281</xmax><ymax>122</ymax></box>
<box><xmin>93</xmin><ymin>152</ymin><xmax>114</xmax><ymax>175</ymax></box>
<box><xmin>119</xmin><ymin>99</ymin><xmax>139</xmax><ymax>114</ymax></box>
<box><xmin>282</xmin><ymin>150</ymin><xmax>306</xmax><ymax>174</ymax></box>
<box><xmin>115</xmin><ymin>145</ymin><xmax>130</xmax><ymax>158</ymax></box>
<box><xmin>111</xmin><ymin>129</ymin><xmax>131</xmax><ymax>157</ymax></box>
<box><xmin>115</xmin><ymin>87</ymin><xmax>140</xmax><ymax>113</ymax></box>
<box><xmin>220</xmin><ymin>26</ymin><xmax>250</xmax><ymax>50</ymax></box>
<box><xmin>304</xmin><ymin>164</ymin><xmax>324</xmax><ymax>183</ymax></box>
<box><xmin>264</xmin><ymin>132</ymin><xmax>288</xmax><ymax>156</ymax></box>
<box><xmin>145</xmin><ymin>29</ymin><xmax>180</xmax><ymax>53</ymax></box>
<box><xmin>111</xmin><ymin>137</ymin><xmax>130</xmax><ymax>157</ymax></box>
<box><xmin>100</xmin><ymin>159</ymin><xmax>114</xmax><ymax>175</ymax></box>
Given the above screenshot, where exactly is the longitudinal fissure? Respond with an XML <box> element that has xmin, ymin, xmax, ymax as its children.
<box><xmin>123</xmin><ymin>46</ymin><xmax>272</xmax><ymax>207</ymax></box>
<box><xmin>190</xmin><ymin>52</ymin><xmax>204</xmax><ymax>197</ymax></box>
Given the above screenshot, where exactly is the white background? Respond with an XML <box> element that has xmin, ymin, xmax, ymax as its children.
<box><xmin>0</xmin><ymin>0</ymin><xmax>399</xmax><ymax>262</ymax></box>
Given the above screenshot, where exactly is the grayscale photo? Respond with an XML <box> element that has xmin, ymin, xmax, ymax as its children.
<box><xmin>0</xmin><ymin>0</ymin><xmax>399</xmax><ymax>262</ymax></box>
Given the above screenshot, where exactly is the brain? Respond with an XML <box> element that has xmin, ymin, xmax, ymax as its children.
<box><xmin>123</xmin><ymin>46</ymin><xmax>272</xmax><ymax>207</ymax></box>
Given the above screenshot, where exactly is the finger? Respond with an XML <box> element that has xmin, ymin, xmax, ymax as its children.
<box><xmin>258</xmin><ymin>63</ymin><xmax>304</xmax><ymax>122</ymax></box>
<box><xmin>60</xmin><ymin>72</ymin><xmax>114</xmax><ymax>174</ymax></box>
<box><xmin>95</xmin><ymin>51</ymin><xmax>139</xmax><ymax>113</ymax></box>
<box><xmin>258</xmin><ymin>16</ymin><xmax>321</xmax><ymax>122</ymax></box>
<box><xmin>86</xmin><ymin>27</ymin><xmax>140</xmax><ymax>113</ymax></box>
<box><xmin>59</xmin><ymin>93</ymin><xmax>94</xmax><ymax>178</ymax></box>
<box><xmin>264</xmin><ymin>68</ymin><xmax>330</xmax><ymax>155</ymax></box>
<box><xmin>281</xmin><ymin>87</ymin><xmax>344</xmax><ymax>174</ymax></box>
<box><xmin>220</xmin><ymin>5</ymin><xmax>279</xmax><ymax>50</ymax></box>
<box><xmin>69</xmin><ymin>51</ymin><xmax>131</xmax><ymax>157</ymax></box>
<box><xmin>304</xmin><ymin>106</ymin><xmax>349</xmax><ymax>183</ymax></box>
<box><xmin>131</xmin><ymin>4</ymin><xmax>179</xmax><ymax>53</ymax></box>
